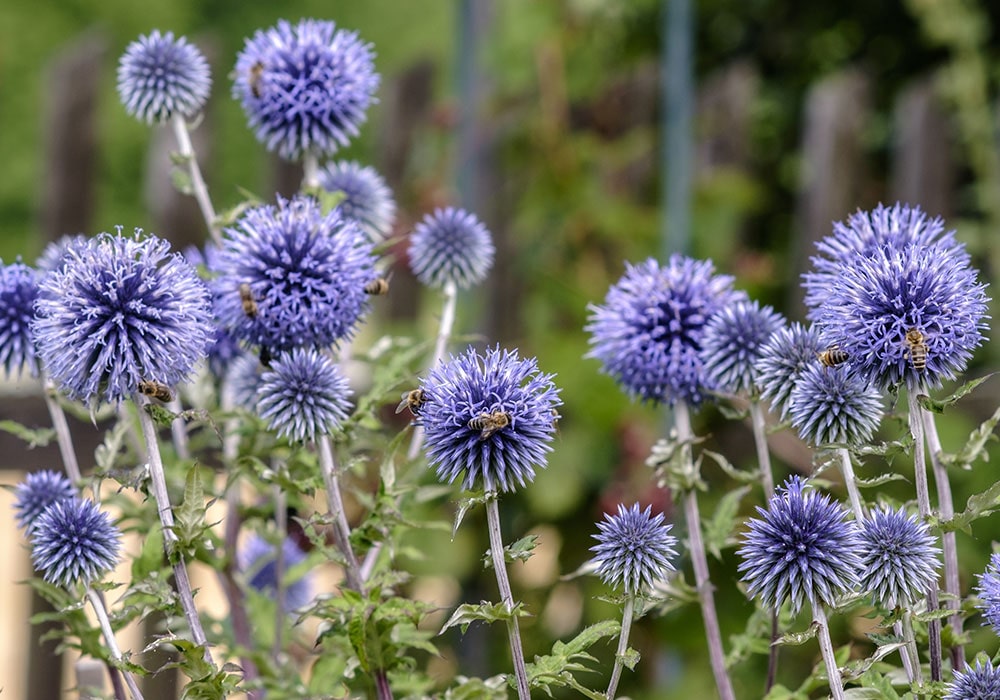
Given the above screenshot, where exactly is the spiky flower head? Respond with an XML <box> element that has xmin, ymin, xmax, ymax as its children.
<box><xmin>408</xmin><ymin>208</ymin><xmax>494</xmax><ymax>290</ymax></box>
<box><xmin>240</xmin><ymin>533</ymin><xmax>313</xmax><ymax>612</ymax></box>
<box><xmin>233</xmin><ymin>19</ymin><xmax>379</xmax><ymax>160</ymax></box>
<box><xmin>787</xmin><ymin>363</ymin><xmax>883</xmax><ymax>446</ymax></box>
<box><xmin>590</xmin><ymin>503</ymin><xmax>677</xmax><ymax>595</ymax></box>
<box><xmin>0</xmin><ymin>261</ymin><xmax>41</xmax><ymax>377</ymax></box>
<box><xmin>30</xmin><ymin>497</ymin><xmax>121</xmax><ymax>589</ymax></box>
<box><xmin>974</xmin><ymin>552</ymin><xmax>1000</xmax><ymax>635</ymax></box>
<box><xmin>256</xmin><ymin>348</ymin><xmax>352</xmax><ymax>443</ymax></box>
<box><xmin>319</xmin><ymin>160</ymin><xmax>396</xmax><ymax>242</ymax></box>
<box><xmin>13</xmin><ymin>470</ymin><xmax>76</xmax><ymax>535</ymax></box>
<box><xmin>754</xmin><ymin>323</ymin><xmax>824</xmax><ymax>419</ymax></box>
<box><xmin>947</xmin><ymin>659</ymin><xmax>1000</xmax><ymax>700</ymax></box>
<box><xmin>700</xmin><ymin>300</ymin><xmax>784</xmax><ymax>396</ymax></box>
<box><xmin>737</xmin><ymin>476</ymin><xmax>862</xmax><ymax>614</ymax></box>
<box><xmin>117</xmin><ymin>30</ymin><xmax>211</xmax><ymax>124</ymax></box>
<box><xmin>858</xmin><ymin>506</ymin><xmax>940</xmax><ymax>608</ymax></box>
<box><xmin>586</xmin><ymin>255</ymin><xmax>746</xmax><ymax>405</ymax></box>
<box><xmin>418</xmin><ymin>346</ymin><xmax>561</xmax><ymax>493</ymax></box>
<box><xmin>32</xmin><ymin>230</ymin><xmax>213</xmax><ymax>405</ymax></box>
<box><xmin>210</xmin><ymin>196</ymin><xmax>378</xmax><ymax>354</ymax></box>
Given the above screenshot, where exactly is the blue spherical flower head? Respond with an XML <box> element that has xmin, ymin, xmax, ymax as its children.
<box><xmin>319</xmin><ymin>160</ymin><xmax>397</xmax><ymax>243</ymax></box>
<box><xmin>418</xmin><ymin>346</ymin><xmax>561</xmax><ymax>493</ymax></box>
<box><xmin>947</xmin><ymin>659</ymin><xmax>1000</xmax><ymax>700</ymax></box>
<box><xmin>117</xmin><ymin>30</ymin><xmax>211</xmax><ymax>124</ymax></box>
<box><xmin>13</xmin><ymin>470</ymin><xmax>76</xmax><ymax>535</ymax></box>
<box><xmin>787</xmin><ymin>363</ymin><xmax>883</xmax><ymax>447</ymax></box>
<box><xmin>32</xmin><ymin>230</ymin><xmax>214</xmax><ymax>405</ymax></box>
<box><xmin>409</xmin><ymin>207</ymin><xmax>495</xmax><ymax>290</ymax></box>
<box><xmin>256</xmin><ymin>348</ymin><xmax>353</xmax><ymax>443</ymax></box>
<box><xmin>0</xmin><ymin>261</ymin><xmax>41</xmax><ymax>377</ymax></box>
<box><xmin>700</xmin><ymin>300</ymin><xmax>784</xmax><ymax>396</ymax></box>
<box><xmin>211</xmin><ymin>195</ymin><xmax>378</xmax><ymax>354</ymax></box>
<box><xmin>803</xmin><ymin>203</ymin><xmax>969</xmax><ymax>315</ymax></box>
<box><xmin>754</xmin><ymin>323</ymin><xmax>823</xmax><ymax>419</ymax></box>
<box><xmin>858</xmin><ymin>506</ymin><xmax>940</xmax><ymax>608</ymax></box>
<box><xmin>590</xmin><ymin>502</ymin><xmax>677</xmax><ymax>595</ymax></box>
<box><xmin>233</xmin><ymin>19</ymin><xmax>379</xmax><ymax>160</ymax></box>
<box><xmin>31</xmin><ymin>497</ymin><xmax>121</xmax><ymax>589</ymax></box>
<box><xmin>974</xmin><ymin>552</ymin><xmax>1000</xmax><ymax>635</ymax></box>
<box><xmin>586</xmin><ymin>255</ymin><xmax>746</xmax><ymax>405</ymax></box>
<box><xmin>737</xmin><ymin>476</ymin><xmax>861</xmax><ymax>614</ymax></box>
<box><xmin>240</xmin><ymin>533</ymin><xmax>313</xmax><ymax>612</ymax></box>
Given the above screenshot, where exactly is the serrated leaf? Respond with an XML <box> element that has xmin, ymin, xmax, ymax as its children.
<box><xmin>452</xmin><ymin>491</ymin><xmax>492</xmax><ymax>538</ymax></box>
<box><xmin>0</xmin><ymin>420</ymin><xmax>55</xmax><ymax>448</ymax></box>
<box><xmin>131</xmin><ymin>525</ymin><xmax>165</xmax><ymax>580</ymax></box>
<box><xmin>620</xmin><ymin>646</ymin><xmax>641</xmax><ymax>671</ymax></box>
<box><xmin>173</xmin><ymin>466</ymin><xmax>208</xmax><ymax>556</ymax></box>
<box><xmin>940</xmin><ymin>405</ymin><xmax>1000</xmax><ymax>470</ymax></box>
<box><xmin>775</xmin><ymin>624</ymin><xmax>818</xmax><ymax>647</ymax></box>
<box><xmin>704</xmin><ymin>485</ymin><xmax>750</xmax><ymax>560</ymax></box>
<box><xmin>853</xmin><ymin>668</ymin><xmax>901</xmax><ymax>699</ymax></box>
<box><xmin>854</xmin><ymin>437</ymin><xmax>912</xmax><ymax>459</ymax></box>
<box><xmin>702</xmin><ymin>449</ymin><xmax>759</xmax><ymax>485</ymax></box>
<box><xmin>144</xmin><ymin>403</ymin><xmax>177</xmax><ymax>428</ymax></box>
<box><xmin>917</xmin><ymin>373</ymin><xmax>996</xmax><ymax>414</ymax></box>
<box><xmin>937</xmin><ymin>479</ymin><xmax>1000</xmax><ymax>534</ymax></box>
<box><xmin>439</xmin><ymin>601</ymin><xmax>528</xmax><ymax>635</ymax></box>
<box><xmin>843</xmin><ymin>689</ymin><xmax>892</xmax><ymax>699</ymax></box>
<box><xmin>484</xmin><ymin>534</ymin><xmax>539</xmax><ymax>569</ymax></box>
<box><xmin>855</xmin><ymin>472</ymin><xmax>907</xmax><ymax>489</ymax></box>
<box><xmin>841</xmin><ymin>640</ymin><xmax>908</xmax><ymax>681</ymax></box>
<box><xmin>915</xmin><ymin>606</ymin><xmax>960</xmax><ymax>623</ymax></box>
<box><xmin>646</xmin><ymin>435</ymin><xmax>707</xmax><ymax>492</ymax></box>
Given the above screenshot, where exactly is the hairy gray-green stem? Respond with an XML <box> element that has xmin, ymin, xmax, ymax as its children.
<box><xmin>170</xmin><ymin>115</ymin><xmax>219</xmax><ymax>246</ymax></box>
<box><xmin>837</xmin><ymin>448</ymin><xmax>865</xmax><ymax>521</ymax></box>
<box><xmin>87</xmin><ymin>588</ymin><xmax>145</xmax><ymax>700</ymax></box>
<box><xmin>317</xmin><ymin>434</ymin><xmax>362</xmax><ymax>592</ymax></box>
<box><xmin>812</xmin><ymin>604</ymin><xmax>845</xmax><ymax>700</ymax></box>
<box><xmin>605</xmin><ymin>595</ymin><xmax>635</xmax><ymax>700</ymax></box>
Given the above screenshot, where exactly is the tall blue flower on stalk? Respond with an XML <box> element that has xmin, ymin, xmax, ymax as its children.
<box><xmin>947</xmin><ymin>659</ymin><xmax>1000</xmax><ymax>700</ymax></box>
<box><xmin>30</xmin><ymin>497</ymin><xmax>121</xmax><ymax>589</ymax></box>
<box><xmin>586</xmin><ymin>255</ymin><xmax>746</xmax><ymax>405</ymax></box>
<box><xmin>858</xmin><ymin>506</ymin><xmax>940</xmax><ymax>608</ymax></box>
<box><xmin>210</xmin><ymin>196</ymin><xmax>378</xmax><ymax>354</ymax></box>
<box><xmin>408</xmin><ymin>208</ymin><xmax>495</xmax><ymax>290</ymax></box>
<box><xmin>974</xmin><ymin>552</ymin><xmax>1000</xmax><ymax>635</ymax></box>
<box><xmin>240</xmin><ymin>533</ymin><xmax>313</xmax><ymax>612</ymax></box>
<box><xmin>0</xmin><ymin>261</ymin><xmax>40</xmax><ymax>377</ymax></box>
<box><xmin>233</xmin><ymin>19</ymin><xmax>379</xmax><ymax>160</ymax></box>
<box><xmin>117</xmin><ymin>30</ymin><xmax>211</xmax><ymax>124</ymax></box>
<box><xmin>417</xmin><ymin>346</ymin><xmax>561</xmax><ymax>493</ymax></box>
<box><xmin>591</xmin><ymin>503</ymin><xmax>677</xmax><ymax>595</ymax></box>
<box><xmin>737</xmin><ymin>476</ymin><xmax>861</xmax><ymax>613</ymax></box>
<box><xmin>787</xmin><ymin>364</ymin><xmax>883</xmax><ymax>446</ymax></box>
<box><xmin>32</xmin><ymin>231</ymin><xmax>214</xmax><ymax>405</ymax></box>
<box><xmin>13</xmin><ymin>470</ymin><xmax>76</xmax><ymax>535</ymax></box>
<box><xmin>256</xmin><ymin>348</ymin><xmax>353</xmax><ymax>444</ymax></box>
<box><xmin>754</xmin><ymin>323</ymin><xmax>824</xmax><ymax>419</ymax></box>
<box><xmin>700</xmin><ymin>300</ymin><xmax>784</xmax><ymax>396</ymax></box>
<box><xmin>319</xmin><ymin>160</ymin><xmax>397</xmax><ymax>243</ymax></box>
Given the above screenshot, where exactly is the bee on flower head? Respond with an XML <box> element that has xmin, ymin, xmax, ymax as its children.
<box><xmin>468</xmin><ymin>411</ymin><xmax>511</xmax><ymax>440</ymax></box>
<box><xmin>817</xmin><ymin>346</ymin><xmax>848</xmax><ymax>368</ymax></box>
<box><xmin>239</xmin><ymin>282</ymin><xmax>258</xmax><ymax>319</ymax></box>
<box><xmin>249</xmin><ymin>61</ymin><xmax>265</xmax><ymax>98</ymax></box>
<box><xmin>396</xmin><ymin>389</ymin><xmax>426</xmax><ymax>417</ymax></box>
<box><xmin>904</xmin><ymin>329</ymin><xmax>927</xmax><ymax>371</ymax></box>
<box><xmin>364</xmin><ymin>277</ymin><xmax>389</xmax><ymax>296</ymax></box>
<box><xmin>138</xmin><ymin>379</ymin><xmax>173</xmax><ymax>402</ymax></box>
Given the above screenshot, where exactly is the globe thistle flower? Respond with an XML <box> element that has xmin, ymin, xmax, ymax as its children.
<box><xmin>858</xmin><ymin>506</ymin><xmax>940</xmax><ymax>608</ymax></box>
<box><xmin>319</xmin><ymin>160</ymin><xmax>397</xmax><ymax>242</ymax></box>
<box><xmin>700</xmin><ymin>300</ymin><xmax>784</xmax><ymax>396</ymax></box>
<box><xmin>787</xmin><ymin>363</ymin><xmax>883</xmax><ymax>447</ymax></box>
<box><xmin>590</xmin><ymin>503</ymin><xmax>678</xmax><ymax>595</ymax></box>
<box><xmin>240</xmin><ymin>533</ymin><xmax>313</xmax><ymax>612</ymax></box>
<box><xmin>754</xmin><ymin>323</ymin><xmax>824</xmax><ymax>419</ymax></box>
<box><xmin>803</xmin><ymin>203</ymin><xmax>969</xmax><ymax>315</ymax></box>
<box><xmin>233</xmin><ymin>19</ymin><xmax>379</xmax><ymax>160</ymax></box>
<box><xmin>974</xmin><ymin>552</ymin><xmax>1000</xmax><ymax>635</ymax></box>
<box><xmin>32</xmin><ymin>231</ymin><xmax>214</xmax><ymax>405</ymax></box>
<box><xmin>418</xmin><ymin>346</ymin><xmax>561</xmax><ymax>493</ymax></box>
<box><xmin>737</xmin><ymin>476</ymin><xmax>861</xmax><ymax>614</ymax></box>
<box><xmin>0</xmin><ymin>261</ymin><xmax>40</xmax><ymax>377</ymax></box>
<box><xmin>210</xmin><ymin>196</ymin><xmax>378</xmax><ymax>353</ymax></box>
<box><xmin>408</xmin><ymin>208</ymin><xmax>494</xmax><ymax>290</ymax></box>
<box><xmin>36</xmin><ymin>235</ymin><xmax>88</xmax><ymax>274</ymax></box>
<box><xmin>256</xmin><ymin>348</ymin><xmax>353</xmax><ymax>443</ymax></box>
<box><xmin>13</xmin><ymin>470</ymin><xmax>76</xmax><ymax>534</ymax></box>
<box><xmin>586</xmin><ymin>255</ymin><xmax>746</xmax><ymax>405</ymax></box>
<box><xmin>30</xmin><ymin>497</ymin><xmax>121</xmax><ymax>589</ymax></box>
<box><xmin>947</xmin><ymin>659</ymin><xmax>1000</xmax><ymax>700</ymax></box>
<box><xmin>117</xmin><ymin>30</ymin><xmax>211</xmax><ymax>124</ymax></box>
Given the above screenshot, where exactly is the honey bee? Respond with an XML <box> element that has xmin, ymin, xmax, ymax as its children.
<box><xmin>818</xmin><ymin>346</ymin><xmax>849</xmax><ymax>368</ymax></box>
<box><xmin>239</xmin><ymin>283</ymin><xmax>258</xmax><ymax>318</ymax></box>
<box><xmin>138</xmin><ymin>379</ymin><xmax>174</xmax><ymax>403</ymax></box>
<box><xmin>904</xmin><ymin>328</ymin><xmax>928</xmax><ymax>371</ymax></box>
<box><xmin>468</xmin><ymin>411</ymin><xmax>511</xmax><ymax>440</ymax></box>
<box><xmin>249</xmin><ymin>61</ymin><xmax>265</xmax><ymax>98</ymax></box>
<box><xmin>364</xmin><ymin>277</ymin><xmax>390</xmax><ymax>295</ymax></box>
<box><xmin>395</xmin><ymin>389</ymin><xmax>426</xmax><ymax>416</ymax></box>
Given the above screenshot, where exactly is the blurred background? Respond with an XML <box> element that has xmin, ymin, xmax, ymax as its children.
<box><xmin>3</xmin><ymin>0</ymin><xmax>1000</xmax><ymax>698</ymax></box>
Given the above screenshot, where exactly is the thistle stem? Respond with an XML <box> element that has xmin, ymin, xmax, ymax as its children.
<box><xmin>302</xmin><ymin>152</ymin><xmax>320</xmax><ymax>190</ymax></box>
<box><xmin>483</xmin><ymin>488</ymin><xmax>531</xmax><ymax>700</ymax></box>
<box><xmin>87</xmin><ymin>588</ymin><xmax>145</xmax><ymax>700</ymax></box>
<box><xmin>836</xmin><ymin>448</ymin><xmax>865</xmax><ymax>521</ymax></box>
<box><xmin>170</xmin><ymin>115</ymin><xmax>219</xmax><ymax>246</ymax></box>
<box><xmin>272</xmin><ymin>484</ymin><xmax>287</xmax><ymax>659</ymax></box>
<box><xmin>606</xmin><ymin>595</ymin><xmax>635</xmax><ymax>700</ymax></box>
<box><xmin>900</xmin><ymin>610</ymin><xmax>921</xmax><ymax>685</ymax></box>
<box><xmin>675</xmin><ymin>401</ymin><xmax>736</xmax><ymax>700</ymax></box>
<box><xmin>749</xmin><ymin>401</ymin><xmax>774</xmax><ymax>501</ymax></box>
<box><xmin>812</xmin><ymin>605</ymin><xmax>845</xmax><ymax>700</ymax></box>
<box><xmin>42</xmin><ymin>375</ymin><xmax>82</xmax><ymax>484</ymax></box>
<box><xmin>166</xmin><ymin>397</ymin><xmax>190</xmax><ymax>461</ymax></box>
<box><xmin>317</xmin><ymin>434</ymin><xmax>362</xmax><ymax>592</ymax></box>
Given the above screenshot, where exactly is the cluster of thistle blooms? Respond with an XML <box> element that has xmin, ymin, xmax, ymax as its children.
<box><xmin>586</xmin><ymin>203</ymin><xmax>1000</xmax><ymax>697</ymax></box>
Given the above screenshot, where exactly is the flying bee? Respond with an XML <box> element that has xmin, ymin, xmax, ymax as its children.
<box><xmin>818</xmin><ymin>346</ymin><xmax>849</xmax><ymax>368</ymax></box>
<box><xmin>904</xmin><ymin>328</ymin><xmax>928</xmax><ymax>371</ymax></box>
<box><xmin>468</xmin><ymin>411</ymin><xmax>511</xmax><ymax>440</ymax></box>
<box><xmin>364</xmin><ymin>277</ymin><xmax>390</xmax><ymax>295</ymax></box>
<box><xmin>396</xmin><ymin>389</ymin><xmax>426</xmax><ymax>416</ymax></box>
<box><xmin>138</xmin><ymin>379</ymin><xmax>174</xmax><ymax>403</ymax></box>
<box><xmin>249</xmin><ymin>61</ymin><xmax>265</xmax><ymax>98</ymax></box>
<box><xmin>239</xmin><ymin>283</ymin><xmax>258</xmax><ymax>318</ymax></box>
